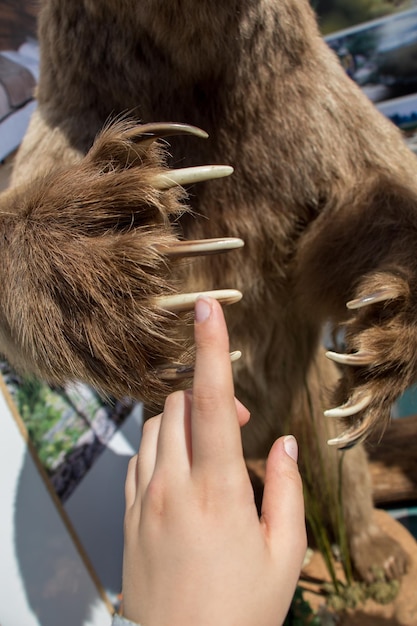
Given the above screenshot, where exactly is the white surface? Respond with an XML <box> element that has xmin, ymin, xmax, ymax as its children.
<box><xmin>0</xmin><ymin>387</ymin><xmax>113</xmax><ymax>626</ymax></box>
<box><xmin>0</xmin><ymin>99</ymin><xmax>36</xmax><ymax>161</ymax></box>
<box><xmin>1</xmin><ymin>41</ymin><xmax>40</xmax><ymax>82</ymax></box>
<box><xmin>65</xmin><ymin>404</ymin><xmax>143</xmax><ymax>602</ymax></box>
<box><xmin>0</xmin><ymin>40</ymin><xmax>39</xmax><ymax>161</ymax></box>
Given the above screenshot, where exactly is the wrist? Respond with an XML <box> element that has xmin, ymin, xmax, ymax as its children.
<box><xmin>112</xmin><ymin>614</ymin><xmax>141</xmax><ymax>626</ymax></box>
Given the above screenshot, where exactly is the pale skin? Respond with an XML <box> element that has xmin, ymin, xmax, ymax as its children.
<box><xmin>122</xmin><ymin>297</ymin><xmax>307</xmax><ymax>626</ymax></box>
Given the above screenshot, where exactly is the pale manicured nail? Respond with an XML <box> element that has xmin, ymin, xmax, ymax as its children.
<box><xmin>195</xmin><ymin>297</ymin><xmax>212</xmax><ymax>323</ymax></box>
<box><xmin>284</xmin><ymin>435</ymin><xmax>298</xmax><ymax>462</ymax></box>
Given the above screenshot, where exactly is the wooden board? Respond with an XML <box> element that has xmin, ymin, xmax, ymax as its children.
<box><xmin>300</xmin><ymin>510</ymin><xmax>417</xmax><ymax>626</ymax></box>
<box><xmin>367</xmin><ymin>415</ymin><xmax>417</xmax><ymax>505</ymax></box>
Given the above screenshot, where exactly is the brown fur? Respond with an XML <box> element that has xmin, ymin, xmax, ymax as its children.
<box><xmin>3</xmin><ymin>0</ymin><xmax>417</xmax><ymax>581</ymax></box>
<box><xmin>0</xmin><ymin>122</ymin><xmax>194</xmax><ymax>404</ymax></box>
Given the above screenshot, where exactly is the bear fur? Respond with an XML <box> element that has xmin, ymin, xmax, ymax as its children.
<box><xmin>2</xmin><ymin>0</ymin><xmax>417</xmax><ymax>581</ymax></box>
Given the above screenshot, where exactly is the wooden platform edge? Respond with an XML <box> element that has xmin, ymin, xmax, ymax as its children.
<box><xmin>367</xmin><ymin>414</ymin><xmax>417</xmax><ymax>505</ymax></box>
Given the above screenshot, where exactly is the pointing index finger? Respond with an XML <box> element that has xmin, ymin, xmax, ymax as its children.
<box><xmin>191</xmin><ymin>297</ymin><xmax>243</xmax><ymax>469</ymax></box>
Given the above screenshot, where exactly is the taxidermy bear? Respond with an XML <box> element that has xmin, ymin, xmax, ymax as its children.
<box><xmin>2</xmin><ymin>0</ymin><xmax>417</xmax><ymax>581</ymax></box>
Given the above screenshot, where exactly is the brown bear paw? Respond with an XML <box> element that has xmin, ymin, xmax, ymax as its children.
<box><xmin>1</xmin><ymin>120</ymin><xmax>243</xmax><ymax>405</ymax></box>
<box><xmin>324</xmin><ymin>270</ymin><xmax>417</xmax><ymax>447</ymax></box>
<box><xmin>351</xmin><ymin>523</ymin><xmax>410</xmax><ymax>582</ymax></box>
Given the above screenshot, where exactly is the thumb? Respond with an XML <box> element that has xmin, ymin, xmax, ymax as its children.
<box><xmin>261</xmin><ymin>436</ymin><xmax>307</xmax><ymax>562</ymax></box>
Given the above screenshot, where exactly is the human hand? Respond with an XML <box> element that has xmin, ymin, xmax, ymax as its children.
<box><xmin>121</xmin><ymin>297</ymin><xmax>307</xmax><ymax>626</ymax></box>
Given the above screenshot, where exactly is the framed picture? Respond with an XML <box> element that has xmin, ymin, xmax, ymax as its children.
<box><xmin>317</xmin><ymin>3</ymin><xmax>417</xmax><ymax>153</ymax></box>
<box><xmin>324</xmin><ymin>7</ymin><xmax>417</xmax><ymax>105</ymax></box>
<box><xmin>314</xmin><ymin>0</ymin><xmax>414</xmax><ymax>34</ymax></box>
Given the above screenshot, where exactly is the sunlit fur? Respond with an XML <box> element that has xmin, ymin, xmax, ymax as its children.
<box><xmin>0</xmin><ymin>122</ymin><xmax>192</xmax><ymax>404</ymax></box>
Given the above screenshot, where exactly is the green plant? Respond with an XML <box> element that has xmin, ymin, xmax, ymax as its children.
<box><xmin>284</xmin><ymin>587</ymin><xmax>322</xmax><ymax>626</ymax></box>
<box><xmin>299</xmin><ymin>377</ymin><xmax>401</xmax><ymax>613</ymax></box>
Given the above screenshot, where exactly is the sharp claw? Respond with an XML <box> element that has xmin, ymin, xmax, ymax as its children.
<box><xmin>153</xmin><ymin>165</ymin><xmax>234</xmax><ymax>190</ymax></box>
<box><xmin>324</xmin><ymin>392</ymin><xmax>372</xmax><ymax>418</ymax></box>
<box><xmin>155</xmin><ymin>237</ymin><xmax>244</xmax><ymax>257</ymax></box>
<box><xmin>158</xmin><ymin>363</ymin><xmax>194</xmax><ymax>381</ymax></box>
<box><xmin>327</xmin><ymin>401</ymin><xmax>379</xmax><ymax>448</ymax></box>
<box><xmin>346</xmin><ymin>288</ymin><xmax>400</xmax><ymax>310</ymax></box>
<box><xmin>155</xmin><ymin>289</ymin><xmax>243</xmax><ymax>312</ymax></box>
<box><xmin>325</xmin><ymin>350</ymin><xmax>372</xmax><ymax>366</ymax></box>
<box><xmin>158</xmin><ymin>350</ymin><xmax>242</xmax><ymax>380</ymax></box>
<box><xmin>327</xmin><ymin>419</ymin><xmax>369</xmax><ymax>448</ymax></box>
<box><xmin>130</xmin><ymin>122</ymin><xmax>209</xmax><ymax>144</ymax></box>
<box><xmin>230</xmin><ymin>350</ymin><xmax>242</xmax><ymax>363</ymax></box>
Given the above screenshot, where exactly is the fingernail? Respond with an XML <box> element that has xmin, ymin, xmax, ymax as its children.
<box><xmin>284</xmin><ymin>435</ymin><xmax>298</xmax><ymax>462</ymax></box>
<box><xmin>195</xmin><ymin>297</ymin><xmax>212</xmax><ymax>322</ymax></box>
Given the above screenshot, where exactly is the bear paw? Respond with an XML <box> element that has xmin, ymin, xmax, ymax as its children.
<box><xmin>0</xmin><ymin>120</ymin><xmax>242</xmax><ymax>405</ymax></box>
<box><xmin>351</xmin><ymin>523</ymin><xmax>410</xmax><ymax>582</ymax></box>
<box><xmin>324</xmin><ymin>269</ymin><xmax>417</xmax><ymax>447</ymax></box>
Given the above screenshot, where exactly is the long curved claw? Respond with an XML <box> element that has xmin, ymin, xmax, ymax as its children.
<box><xmin>130</xmin><ymin>122</ymin><xmax>209</xmax><ymax>145</ymax></box>
<box><xmin>325</xmin><ymin>350</ymin><xmax>373</xmax><ymax>366</ymax></box>
<box><xmin>158</xmin><ymin>350</ymin><xmax>242</xmax><ymax>381</ymax></box>
<box><xmin>136</xmin><ymin>122</ymin><xmax>209</xmax><ymax>140</ymax></box>
<box><xmin>155</xmin><ymin>237</ymin><xmax>244</xmax><ymax>258</ymax></box>
<box><xmin>346</xmin><ymin>287</ymin><xmax>401</xmax><ymax>310</ymax></box>
<box><xmin>153</xmin><ymin>165</ymin><xmax>234</xmax><ymax>190</ymax></box>
<box><xmin>156</xmin><ymin>289</ymin><xmax>243</xmax><ymax>312</ymax></box>
<box><xmin>229</xmin><ymin>350</ymin><xmax>242</xmax><ymax>363</ymax></box>
<box><xmin>327</xmin><ymin>418</ymin><xmax>370</xmax><ymax>448</ymax></box>
<box><xmin>324</xmin><ymin>392</ymin><xmax>372</xmax><ymax>419</ymax></box>
<box><xmin>327</xmin><ymin>401</ymin><xmax>380</xmax><ymax>448</ymax></box>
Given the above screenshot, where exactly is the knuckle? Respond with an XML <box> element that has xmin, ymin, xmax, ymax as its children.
<box><xmin>163</xmin><ymin>390</ymin><xmax>185</xmax><ymax>412</ymax></box>
<box><xmin>142</xmin><ymin>413</ymin><xmax>161</xmax><ymax>434</ymax></box>
<box><xmin>192</xmin><ymin>385</ymin><xmax>219</xmax><ymax>410</ymax></box>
